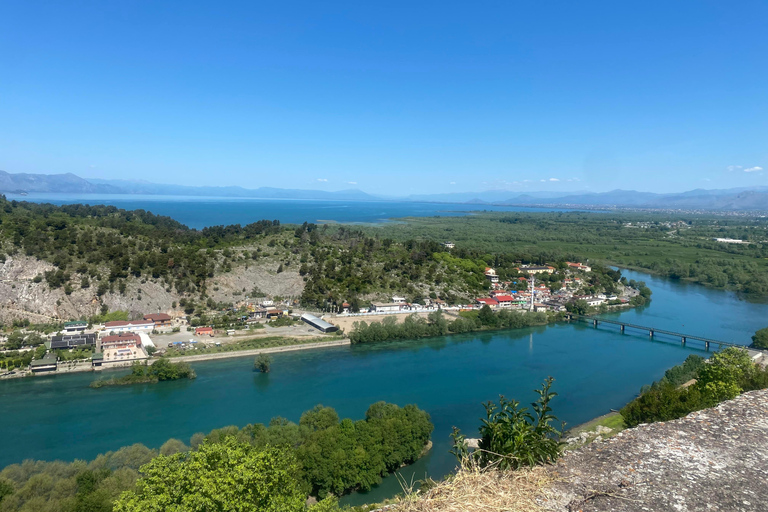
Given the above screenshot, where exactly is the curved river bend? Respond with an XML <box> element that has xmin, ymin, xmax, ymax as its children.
<box><xmin>1</xmin><ymin>270</ymin><xmax>766</xmax><ymax>505</ymax></box>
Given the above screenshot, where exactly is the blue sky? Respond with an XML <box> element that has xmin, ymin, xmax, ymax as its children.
<box><xmin>1</xmin><ymin>1</ymin><xmax>766</xmax><ymax>196</ymax></box>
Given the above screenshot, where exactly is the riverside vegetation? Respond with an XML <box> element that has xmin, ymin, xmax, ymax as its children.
<box><xmin>0</xmin><ymin>402</ymin><xmax>432</xmax><ymax>512</ymax></box>
<box><xmin>620</xmin><ymin>346</ymin><xmax>768</xmax><ymax>427</ymax></box>
<box><xmin>89</xmin><ymin>359</ymin><xmax>196</xmax><ymax>388</ymax></box>
<box><xmin>349</xmin><ymin>308</ymin><xmax>551</xmax><ymax>344</ymax></box>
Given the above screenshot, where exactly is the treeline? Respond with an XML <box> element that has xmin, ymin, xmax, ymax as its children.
<box><xmin>349</xmin><ymin>308</ymin><xmax>551</xmax><ymax>344</ymax></box>
<box><xmin>0</xmin><ymin>402</ymin><xmax>432</xmax><ymax>511</ymax></box>
<box><xmin>621</xmin><ymin>348</ymin><xmax>768</xmax><ymax>427</ymax></box>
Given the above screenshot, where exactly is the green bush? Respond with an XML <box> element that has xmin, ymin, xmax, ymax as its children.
<box><xmin>452</xmin><ymin>377</ymin><xmax>564</xmax><ymax>470</ymax></box>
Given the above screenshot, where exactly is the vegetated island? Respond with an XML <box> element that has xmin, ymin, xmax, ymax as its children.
<box><xmin>90</xmin><ymin>358</ymin><xmax>195</xmax><ymax>388</ymax></box>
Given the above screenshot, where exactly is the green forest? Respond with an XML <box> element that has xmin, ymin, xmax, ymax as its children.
<box><xmin>0</xmin><ymin>402</ymin><xmax>432</xmax><ymax>512</ymax></box>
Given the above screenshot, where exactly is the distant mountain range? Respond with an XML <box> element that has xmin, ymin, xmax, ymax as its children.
<box><xmin>0</xmin><ymin>170</ymin><xmax>766</xmax><ymax>211</ymax></box>
<box><xmin>0</xmin><ymin>171</ymin><xmax>377</xmax><ymax>201</ymax></box>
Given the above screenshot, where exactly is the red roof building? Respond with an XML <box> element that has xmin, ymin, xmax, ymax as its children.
<box><xmin>143</xmin><ymin>313</ymin><xmax>172</xmax><ymax>326</ymax></box>
<box><xmin>100</xmin><ymin>333</ymin><xmax>141</xmax><ymax>348</ymax></box>
<box><xmin>476</xmin><ymin>298</ymin><xmax>499</xmax><ymax>307</ymax></box>
<box><xmin>195</xmin><ymin>326</ymin><xmax>214</xmax><ymax>336</ymax></box>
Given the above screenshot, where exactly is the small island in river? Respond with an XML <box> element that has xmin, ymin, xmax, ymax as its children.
<box><xmin>90</xmin><ymin>358</ymin><xmax>196</xmax><ymax>388</ymax></box>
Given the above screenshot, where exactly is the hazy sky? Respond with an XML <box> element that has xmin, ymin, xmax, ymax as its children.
<box><xmin>1</xmin><ymin>1</ymin><xmax>766</xmax><ymax>196</ymax></box>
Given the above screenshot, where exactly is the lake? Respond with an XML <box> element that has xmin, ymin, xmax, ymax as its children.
<box><xmin>4</xmin><ymin>193</ymin><xmax>592</xmax><ymax>229</ymax></box>
<box><xmin>1</xmin><ymin>269</ymin><xmax>766</xmax><ymax>505</ymax></box>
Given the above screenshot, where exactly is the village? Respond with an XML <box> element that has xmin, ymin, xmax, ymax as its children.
<box><xmin>0</xmin><ymin>258</ymin><xmax>640</xmax><ymax>379</ymax></box>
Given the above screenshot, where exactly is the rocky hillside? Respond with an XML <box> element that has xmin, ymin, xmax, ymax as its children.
<box><xmin>0</xmin><ymin>254</ymin><xmax>304</xmax><ymax>323</ymax></box>
<box><xmin>543</xmin><ymin>388</ymin><xmax>768</xmax><ymax>511</ymax></box>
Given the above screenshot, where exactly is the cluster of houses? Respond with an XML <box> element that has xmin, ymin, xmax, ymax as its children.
<box><xmin>31</xmin><ymin>313</ymin><xmax>178</xmax><ymax>373</ymax></box>
<box><xmin>473</xmin><ymin>262</ymin><xmax>623</xmax><ymax>313</ymax></box>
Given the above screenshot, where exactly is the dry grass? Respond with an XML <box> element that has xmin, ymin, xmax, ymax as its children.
<box><xmin>396</xmin><ymin>460</ymin><xmax>552</xmax><ymax>512</ymax></box>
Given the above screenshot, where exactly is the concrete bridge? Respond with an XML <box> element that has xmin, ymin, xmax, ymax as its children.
<box><xmin>565</xmin><ymin>313</ymin><xmax>761</xmax><ymax>352</ymax></box>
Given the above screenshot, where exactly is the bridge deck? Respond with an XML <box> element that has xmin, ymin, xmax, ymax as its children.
<box><xmin>567</xmin><ymin>314</ymin><xmax>753</xmax><ymax>350</ymax></box>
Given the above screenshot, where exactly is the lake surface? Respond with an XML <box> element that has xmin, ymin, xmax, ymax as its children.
<box><xmin>4</xmin><ymin>193</ymin><xmax>588</xmax><ymax>229</ymax></box>
<box><xmin>1</xmin><ymin>269</ymin><xmax>766</xmax><ymax>505</ymax></box>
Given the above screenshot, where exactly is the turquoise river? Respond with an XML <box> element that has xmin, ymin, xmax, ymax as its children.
<box><xmin>1</xmin><ymin>269</ymin><xmax>767</xmax><ymax>505</ymax></box>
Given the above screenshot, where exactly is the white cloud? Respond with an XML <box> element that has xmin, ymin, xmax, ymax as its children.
<box><xmin>548</xmin><ymin>178</ymin><xmax>560</xmax><ymax>182</ymax></box>
<box><xmin>540</xmin><ymin>179</ymin><xmax>546</xmax><ymax>182</ymax></box>
<box><xmin>316</xmin><ymin>178</ymin><xmax>328</xmax><ymax>182</ymax></box>
<box><xmin>346</xmin><ymin>181</ymin><xmax>357</xmax><ymax>185</ymax></box>
<box><xmin>727</xmin><ymin>165</ymin><xmax>742</xmax><ymax>172</ymax></box>
<box><xmin>449</xmin><ymin>182</ymin><xmax>456</xmax><ymax>185</ymax></box>
<box><xmin>744</xmin><ymin>166</ymin><xmax>763</xmax><ymax>173</ymax></box>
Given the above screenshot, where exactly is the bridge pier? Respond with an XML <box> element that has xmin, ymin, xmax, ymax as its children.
<box><xmin>620</xmin><ymin>324</ymin><xmax>625</xmax><ymax>333</ymax></box>
<box><xmin>705</xmin><ymin>341</ymin><xmax>710</xmax><ymax>351</ymax></box>
<box><xmin>593</xmin><ymin>319</ymin><xmax>598</xmax><ymax>327</ymax></box>
<box><xmin>682</xmin><ymin>337</ymin><xmax>686</xmax><ymax>345</ymax></box>
<box><xmin>649</xmin><ymin>329</ymin><xmax>654</xmax><ymax>338</ymax></box>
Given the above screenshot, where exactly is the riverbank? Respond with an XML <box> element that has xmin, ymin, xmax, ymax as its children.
<box><xmin>165</xmin><ymin>339</ymin><xmax>351</xmax><ymax>363</ymax></box>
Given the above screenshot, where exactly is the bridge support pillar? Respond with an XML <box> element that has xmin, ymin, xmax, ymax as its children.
<box><xmin>682</xmin><ymin>337</ymin><xmax>686</xmax><ymax>345</ymax></box>
<box><xmin>649</xmin><ymin>329</ymin><xmax>654</xmax><ymax>338</ymax></box>
<box><xmin>705</xmin><ymin>341</ymin><xmax>710</xmax><ymax>351</ymax></box>
<box><xmin>620</xmin><ymin>324</ymin><xmax>625</xmax><ymax>334</ymax></box>
<box><xmin>593</xmin><ymin>319</ymin><xmax>598</xmax><ymax>327</ymax></box>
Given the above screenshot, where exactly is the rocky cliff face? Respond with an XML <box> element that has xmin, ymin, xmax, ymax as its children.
<box><xmin>0</xmin><ymin>255</ymin><xmax>306</xmax><ymax>323</ymax></box>
<box><xmin>544</xmin><ymin>389</ymin><xmax>768</xmax><ymax>511</ymax></box>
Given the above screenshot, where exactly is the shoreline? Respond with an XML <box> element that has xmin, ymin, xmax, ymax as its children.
<box><xmin>164</xmin><ymin>339</ymin><xmax>351</xmax><ymax>364</ymax></box>
<box><xmin>1</xmin><ymin>339</ymin><xmax>352</xmax><ymax>380</ymax></box>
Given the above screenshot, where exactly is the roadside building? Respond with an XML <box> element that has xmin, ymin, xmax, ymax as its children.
<box><xmin>432</xmin><ymin>299</ymin><xmax>446</xmax><ymax>309</ymax></box>
<box><xmin>143</xmin><ymin>313</ymin><xmax>172</xmax><ymax>327</ymax></box>
<box><xmin>494</xmin><ymin>295</ymin><xmax>514</xmax><ymax>308</ymax></box>
<box><xmin>476</xmin><ymin>297</ymin><xmax>499</xmax><ymax>308</ymax></box>
<box><xmin>442</xmin><ymin>241</ymin><xmax>455</xmax><ymax>249</ymax></box>
<box><xmin>392</xmin><ymin>295</ymin><xmax>407</xmax><ymax>303</ymax></box>
<box><xmin>484</xmin><ymin>267</ymin><xmax>499</xmax><ymax>283</ymax></box>
<box><xmin>300</xmin><ymin>313</ymin><xmax>339</xmax><ymax>333</ymax></box>
<box><xmin>372</xmin><ymin>303</ymin><xmax>403</xmax><ymax>313</ymax></box>
<box><xmin>104</xmin><ymin>320</ymin><xmax>154</xmax><ymax>334</ymax></box>
<box><xmin>100</xmin><ymin>333</ymin><xmax>141</xmax><ymax>350</ymax></box>
<box><xmin>63</xmin><ymin>321</ymin><xmax>87</xmax><ymax>334</ymax></box>
<box><xmin>566</xmin><ymin>262</ymin><xmax>592</xmax><ymax>272</ymax></box>
<box><xmin>266</xmin><ymin>309</ymin><xmax>284</xmax><ymax>319</ymax></box>
<box><xmin>195</xmin><ymin>326</ymin><xmax>214</xmax><ymax>336</ymax></box>
<box><xmin>249</xmin><ymin>308</ymin><xmax>268</xmax><ymax>320</ymax></box>
<box><xmin>520</xmin><ymin>265</ymin><xmax>556</xmax><ymax>275</ymax></box>
<box><xmin>30</xmin><ymin>353</ymin><xmax>57</xmax><ymax>373</ymax></box>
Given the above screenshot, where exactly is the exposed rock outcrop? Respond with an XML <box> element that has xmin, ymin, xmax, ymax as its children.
<box><xmin>544</xmin><ymin>389</ymin><xmax>768</xmax><ymax>511</ymax></box>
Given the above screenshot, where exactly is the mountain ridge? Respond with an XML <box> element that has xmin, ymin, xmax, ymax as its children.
<box><xmin>1</xmin><ymin>170</ymin><xmax>767</xmax><ymax>210</ymax></box>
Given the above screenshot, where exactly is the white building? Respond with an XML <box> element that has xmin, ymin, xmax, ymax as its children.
<box><xmin>372</xmin><ymin>303</ymin><xmax>403</xmax><ymax>313</ymax></box>
<box><xmin>103</xmin><ymin>321</ymin><xmax>154</xmax><ymax>333</ymax></box>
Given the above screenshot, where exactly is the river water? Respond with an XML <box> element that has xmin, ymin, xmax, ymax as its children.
<box><xmin>1</xmin><ymin>269</ymin><xmax>766</xmax><ymax>505</ymax></box>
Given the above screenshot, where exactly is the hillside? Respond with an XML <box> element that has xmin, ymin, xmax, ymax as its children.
<box><xmin>0</xmin><ymin>199</ymin><xmax>494</xmax><ymax>323</ymax></box>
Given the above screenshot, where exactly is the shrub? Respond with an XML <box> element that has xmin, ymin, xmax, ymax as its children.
<box><xmin>452</xmin><ymin>377</ymin><xmax>564</xmax><ymax>470</ymax></box>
